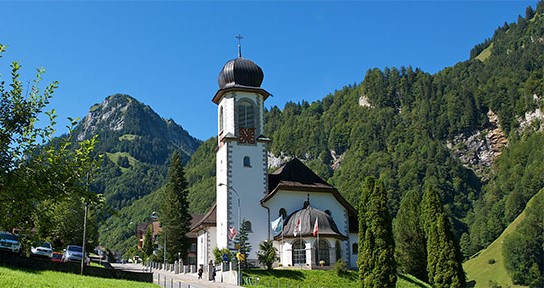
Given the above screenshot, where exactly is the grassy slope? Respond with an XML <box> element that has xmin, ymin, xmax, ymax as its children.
<box><xmin>475</xmin><ymin>42</ymin><xmax>493</xmax><ymax>62</ymax></box>
<box><xmin>463</xmin><ymin>189</ymin><xmax>544</xmax><ymax>288</ymax></box>
<box><xmin>0</xmin><ymin>266</ymin><xmax>158</xmax><ymax>288</ymax></box>
<box><xmin>243</xmin><ymin>269</ymin><xmax>430</xmax><ymax>288</ymax></box>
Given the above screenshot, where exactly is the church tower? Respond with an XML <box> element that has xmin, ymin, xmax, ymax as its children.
<box><xmin>213</xmin><ymin>41</ymin><xmax>271</xmax><ymax>259</ymax></box>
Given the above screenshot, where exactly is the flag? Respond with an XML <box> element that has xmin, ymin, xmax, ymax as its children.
<box><xmin>271</xmin><ymin>216</ymin><xmax>284</xmax><ymax>233</ymax></box>
<box><xmin>293</xmin><ymin>217</ymin><xmax>301</xmax><ymax>237</ymax></box>
<box><xmin>313</xmin><ymin>218</ymin><xmax>319</xmax><ymax>237</ymax></box>
<box><xmin>228</xmin><ymin>227</ymin><xmax>238</xmax><ymax>240</ymax></box>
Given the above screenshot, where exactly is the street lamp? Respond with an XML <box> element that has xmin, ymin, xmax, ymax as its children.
<box><xmin>218</xmin><ymin>183</ymin><xmax>241</xmax><ymax>286</ymax></box>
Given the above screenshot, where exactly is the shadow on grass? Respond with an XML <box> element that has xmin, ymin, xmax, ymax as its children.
<box><xmin>243</xmin><ymin>269</ymin><xmax>306</xmax><ymax>281</ymax></box>
<box><xmin>398</xmin><ymin>274</ymin><xmax>428</xmax><ymax>287</ymax></box>
<box><xmin>0</xmin><ymin>263</ymin><xmax>43</xmax><ymax>274</ymax></box>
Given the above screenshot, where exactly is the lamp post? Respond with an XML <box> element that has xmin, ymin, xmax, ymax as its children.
<box><xmin>218</xmin><ymin>183</ymin><xmax>241</xmax><ymax>286</ymax></box>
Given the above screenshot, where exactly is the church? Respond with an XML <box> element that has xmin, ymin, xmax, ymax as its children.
<box><xmin>189</xmin><ymin>44</ymin><xmax>359</xmax><ymax>270</ymax></box>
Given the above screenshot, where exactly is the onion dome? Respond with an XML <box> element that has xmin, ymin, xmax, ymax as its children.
<box><xmin>278</xmin><ymin>202</ymin><xmax>347</xmax><ymax>240</ymax></box>
<box><xmin>218</xmin><ymin>57</ymin><xmax>264</xmax><ymax>89</ymax></box>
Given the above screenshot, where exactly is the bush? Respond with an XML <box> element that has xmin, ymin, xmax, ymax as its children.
<box><xmin>335</xmin><ymin>259</ymin><xmax>348</xmax><ymax>276</ymax></box>
<box><xmin>488</xmin><ymin>258</ymin><xmax>496</xmax><ymax>265</ymax></box>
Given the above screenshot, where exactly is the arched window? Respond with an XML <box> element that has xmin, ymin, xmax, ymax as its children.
<box><xmin>314</xmin><ymin>240</ymin><xmax>330</xmax><ymax>266</ymax></box>
<box><xmin>244</xmin><ymin>220</ymin><xmax>253</xmax><ymax>233</ymax></box>
<box><xmin>237</xmin><ymin>99</ymin><xmax>255</xmax><ymax>128</ymax></box>
<box><xmin>352</xmin><ymin>243</ymin><xmax>358</xmax><ymax>255</ymax></box>
<box><xmin>279</xmin><ymin>208</ymin><xmax>287</xmax><ymax>219</ymax></box>
<box><xmin>219</xmin><ymin>106</ymin><xmax>224</xmax><ymax>132</ymax></box>
<box><xmin>292</xmin><ymin>240</ymin><xmax>306</xmax><ymax>266</ymax></box>
<box><xmin>243</xmin><ymin>156</ymin><xmax>251</xmax><ymax>167</ymax></box>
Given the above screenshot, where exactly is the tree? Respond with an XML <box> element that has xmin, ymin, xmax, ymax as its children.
<box><xmin>257</xmin><ymin>240</ymin><xmax>278</xmax><ymax>270</ymax></box>
<box><xmin>0</xmin><ymin>44</ymin><xmax>101</xmax><ymax>236</ymax></box>
<box><xmin>358</xmin><ymin>177</ymin><xmax>397</xmax><ymax>287</ymax></box>
<box><xmin>421</xmin><ymin>183</ymin><xmax>466</xmax><ymax>288</ymax></box>
<box><xmin>160</xmin><ymin>151</ymin><xmax>192</xmax><ymax>263</ymax></box>
<box><xmin>235</xmin><ymin>219</ymin><xmax>252</xmax><ymax>269</ymax></box>
<box><xmin>503</xmin><ymin>189</ymin><xmax>543</xmax><ymax>286</ymax></box>
<box><xmin>143</xmin><ymin>225</ymin><xmax>154</xmax><ymax>259</ymax></box>
<box><xmin>393</xmin><ymin>189</ymin><xmax>427</xmax><ymax>282</ymax></box>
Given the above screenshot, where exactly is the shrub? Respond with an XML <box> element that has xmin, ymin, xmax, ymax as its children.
<box><xmin>335</xmin><ymin>259</ymin><xmax>348</xmax><ymax>276</ymax></box>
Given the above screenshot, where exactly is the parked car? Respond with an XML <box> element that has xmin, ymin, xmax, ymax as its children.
<box><xmin>51</xmin><ymin>252</ymin><xmax>63</xmax><ymax>263</ymax></box>
<box><xmin>62</xmin><ymin>245</ymin><xmax>90</xmax><ymax>265</ymax></box>
<box><xmin>0</xmin><ymin>231</ymin><xmax>22</xmax><ymax>254</ymax></box>
<box><xmin>31</xmin><ymin>241</ymin><xmax>53</xmax><ymax>258</ymax></box>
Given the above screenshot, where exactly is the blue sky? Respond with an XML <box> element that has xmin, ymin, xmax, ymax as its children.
<box><xmin>0</xmin><ymin>0</ymin><xmax>537</xmax><ymax>141</ymax></box>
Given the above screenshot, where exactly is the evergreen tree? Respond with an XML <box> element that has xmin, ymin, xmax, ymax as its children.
<box><xmin>160</xmin><ymin>151</ymin><xmax>192</xmax><ymax>263</ymax></box>
<box><xmin>393</xmin><ymin>189</ymin><xmax>427</xmax><ymax>282</ymax></box>
<box><xmin>143</xmin><ymin>225</ymin><xmax>154</xmax><ymax>259</ymax></box>
<box><xmin>235</xmin><ymin>219</ymin><xmax>252</xmax><ymax>269</ymax></box>
<box><xmin>421</xmin><ymin>183</ymin><xmax>466</xmax><ymax>288</ymax></box>
<box><xmin>358</xmin><ymin>177</ymin><xmax>397</xmax><ymax>287</ymax></box>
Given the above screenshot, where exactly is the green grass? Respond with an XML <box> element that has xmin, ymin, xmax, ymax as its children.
<box><xmin>463</xmin><ymin>190</ymin><xmax>543</xmax><ymax>288</ymax></box>
<box><xmin>242</xmin><ymin>269</ymin><xmax>430</xmax><ymax>288</ymax></box>
<box><xmin>118</xmin><ymin>134</ymin><xmax>139</xmax><ymax>141</ymax></box>
<box><xmin>475</xmin><ymin>42</ymin><xmax>493</xmax><ymax>62</ymax></box>
<box><xmin>0</xmin><ymin>266</ymin><xmax>158</xmax><ymax>288</ymax></box>
<box><xmin>105</xmin><ymin>152</ymin><xmax>139</xmax><ymax>172</ymax></box>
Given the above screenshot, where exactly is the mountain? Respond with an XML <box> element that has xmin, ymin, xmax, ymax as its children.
<box><xmin>76</xmin><ymin>94</ymin><xmax>202</xmax><ymax>210</ymax></box>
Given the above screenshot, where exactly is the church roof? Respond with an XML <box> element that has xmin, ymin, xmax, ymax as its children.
<box><xmin>189</xmin><ymin>204</ymin><xmax>217</xmax><ymax>233</ymax></box>
<box><xmin>277</xmin><ymin>202</ymin><xmax>347</xmax><ymax>240</ymax></box>
<box><xmin>262</xmin><ymin>158</ymin><xmax>357</xmax><ymax>216</ymax></box>
<box><xmin>212</xmin><ymin>56</ymin><xmax>271</xmax><ymax>104</ymax></box>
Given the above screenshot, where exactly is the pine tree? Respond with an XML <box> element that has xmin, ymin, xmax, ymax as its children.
<box><xmin>393</xmin><ymin>189</ymin><xmax>427</xmax><ymax>282</ymax></box>
<box><xmin>160</xmin><ymin>151</ymin><xmax>192</xmax><ymax>263</ymax></box>
<box><xmin>421</xmin><ymin>184</ymin><xmax>466</xmax><ymax>288</ymax></box>
<box><xmin>236</xmin><ymin>219</ymin><xmax>252</xmax><ymax>269</ymax></box>
<box><xmin>358</xmin><ymin>177</ymin><xmax>397</xmax><ymax>287</ymax></box>
<box><xmin>143</xmin><ymin>225</ymin><xmax>154</xmax><ymax>259</ymax></box>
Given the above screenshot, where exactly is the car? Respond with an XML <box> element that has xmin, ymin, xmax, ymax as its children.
<box><xmin>0</xmin><ymin>231</ymin><xmax>22</xmax><ymax>254</ymax></box>
<box><xmin>31</xmin><ymin>241</ymin><xmax>53</xmax><ymax>258</ymax></box>
<box><xmin>51</xmin><ymin>252</ymin><xmax>63</xmax><ymax>263</ymax></box>
<box><xmin>62</xmin><ymin>245</ymin><xmax>90</xmax><ymax>265</ymax></box>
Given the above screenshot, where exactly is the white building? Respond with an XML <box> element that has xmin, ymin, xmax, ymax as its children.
<box><xmin>190</xmin><ymin>48</ymin><xmax>358</xmax><ymax>269</ymax></box>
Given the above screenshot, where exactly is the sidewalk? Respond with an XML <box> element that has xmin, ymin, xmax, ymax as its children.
<box><xmin>111</xmin><ymin>263</ymin><xmax>241</xmax><ymax>288</ymax></box>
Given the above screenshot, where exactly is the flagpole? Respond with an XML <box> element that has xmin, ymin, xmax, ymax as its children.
<box><xmin>300</xmin><ymin>220</ymin><xmax>303</xmax><ymax>269</ymax></box>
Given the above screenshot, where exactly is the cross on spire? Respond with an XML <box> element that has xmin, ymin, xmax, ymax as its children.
<box><xmin>236</xmin><ymin>34</ymin><xmax>243</xmax><ymax>58</ymax></box>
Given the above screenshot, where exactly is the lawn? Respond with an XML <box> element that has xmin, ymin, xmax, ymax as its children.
<box><xmin>242</xmin><ymin>269</ymin><xmax>430</xmax><ymax>288</ymax></box>
<box><xmin>0</xmin><ymin>266</ymin><xmax>159</xmax><ymax>288</ymax></box>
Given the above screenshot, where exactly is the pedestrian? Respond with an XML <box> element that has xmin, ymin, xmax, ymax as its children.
<box><xmin>212</xmin><ymin>265</ymin><xmax>216</xmax><ymax>282</ymax></box>
<box><xmin>198</xmin><ymin>265</ymin><xmax>203</xmax><ymax>279</ymax></box>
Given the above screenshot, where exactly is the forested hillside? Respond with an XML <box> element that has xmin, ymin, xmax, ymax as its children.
<box><xmin>185</xmin><ymin>2</ymin><xmax>544</xmax><ymax>262</ymax></box>
<box><xmin>75</xmin><ymin>94</ymin><xmax>201</xmax><ymax>210</ymax></box>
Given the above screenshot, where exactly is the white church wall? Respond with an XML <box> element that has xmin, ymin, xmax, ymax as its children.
<box><xmin>349</xmin><ymin>233</ymin><xmax>358</xmax><ymax>268</ymax></box>
<box><xmin>196</xmin><ymin>228</ymin><xmax>217</xmax><ymax>268</ymax></box>
<box><xmin>216</xmin><ymin>144</ymin><xmax>229</xmax><ymax>250</ymax></box>
<box><xmin>228</xmin><ymin>142</ymin><xmax>269</xmax><ymax>260</ymax></box>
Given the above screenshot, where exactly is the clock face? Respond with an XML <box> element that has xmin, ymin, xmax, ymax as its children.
<box><xmin>239</xmin><ymin>128</ymin><xmax>255</xmax><ymax>144</ymax></box>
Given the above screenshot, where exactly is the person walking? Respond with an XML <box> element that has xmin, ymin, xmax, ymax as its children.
<box><xmin>198</xmin><ymin>265</ymin><xmax>203</xmax><ymax>279</ymax></box>
<box><xmin>212</xmin><ymin>265</ymin><xmax>216</xmax><ymax>282</ymax></box>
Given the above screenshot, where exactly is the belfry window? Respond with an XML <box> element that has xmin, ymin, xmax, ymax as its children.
<box><xmin>237</xmin><ymin>99</ymin><xmax>255</xmax><ymax>128</ymax></box>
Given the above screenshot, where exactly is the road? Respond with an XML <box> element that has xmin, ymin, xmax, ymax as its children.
<box><xmin>111</xmin><ymin>262</ymin><xmax>241</xmax><ymax>288</ymax></box>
